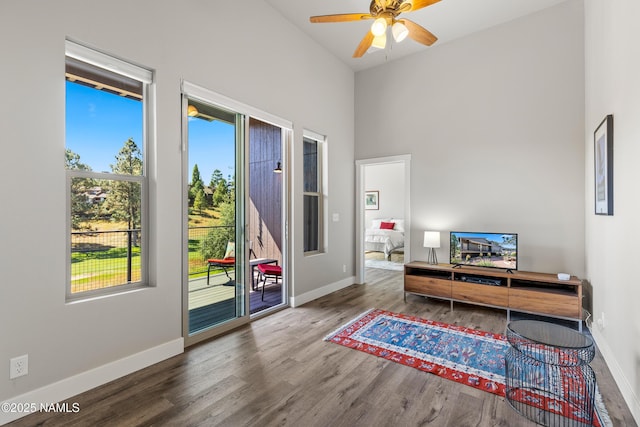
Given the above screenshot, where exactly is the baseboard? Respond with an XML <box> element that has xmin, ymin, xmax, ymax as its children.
<box><xmin>0</xmin><ymin>338</ymin><xmax>184</xmax><ymax>425</ymax></box>
<box><xmin>591</xmin><ymin>327</ymin><xmax>640</xmax><ymax>424</ymax></box>
<box><xmin>290</xmin><ymin>276</ymin><xmax>355</xmax><ymax>307</ymax></box>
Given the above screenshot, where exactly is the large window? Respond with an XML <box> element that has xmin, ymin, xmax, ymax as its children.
<box><xmin>65</xmin><ymin>40</ymin><xmax>153</xmax><ymax>299</ymax></box>
<box><xmin>303</xmin><ymin>132</ymin><xmax>325</xmax><ymax>253</ymax></box>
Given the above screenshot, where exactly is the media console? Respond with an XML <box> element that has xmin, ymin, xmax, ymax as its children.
<box><xmin>404</xmin><ymin>262</ymin><xmax>584</xmax><ymax>331</ymax></box>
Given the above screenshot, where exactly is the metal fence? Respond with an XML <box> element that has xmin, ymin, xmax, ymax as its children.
<box><xmin>71</xmin><ymin>229</ymin><xmax>141</xmax><ymax>293</ymax></box>
<box><xmin>188</xmin><ymin>225</ymin><xmax>234</xmax><ymax>275</ymax></box>
<box><xmin>70</xmin><ymin>225</ymin><xmax>234</xmax><ymax>293</ymax></box>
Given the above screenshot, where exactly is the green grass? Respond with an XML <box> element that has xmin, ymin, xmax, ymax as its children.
<box><xmin>71</xmin><ymin>247</ymin><xmax>141</xmax><ymax>285</ymax></box>
<box><xmin>71</xmin><ymin>207</ymin><xmax>226</xmax><ymax>290</ymax></box>
<box><xmin>71</xmin><ymin>237</ymin><xmax>224</xmax><ymax>290</ymax></box>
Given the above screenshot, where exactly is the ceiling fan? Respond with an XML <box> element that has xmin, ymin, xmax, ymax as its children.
<box><xmin>309</xmin><ymin>0</ymin><xmax>441</xmax><ymax>58</ymax></box>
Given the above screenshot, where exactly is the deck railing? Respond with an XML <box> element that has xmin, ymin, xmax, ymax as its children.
<box><xmin>70</xmin><ymin>225</ymin><xmax>234</xmax><ymax>292</ymax></box>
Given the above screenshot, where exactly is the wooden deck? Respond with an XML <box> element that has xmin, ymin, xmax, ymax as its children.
<box><xmin>188</xmin><ymin>272</ymin><xmax>284</xmax><ymax>333</ymax></box>
<box><xmin>189</xmin><ymin>275</ymin><xmax>236</xmax><ymax>310</ymax></box>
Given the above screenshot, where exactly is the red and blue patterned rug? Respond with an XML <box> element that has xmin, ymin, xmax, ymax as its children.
<box><xmin>324</xmin><ymin>308</ymin><xmax>611</xmax><ymax>427</ymax></box>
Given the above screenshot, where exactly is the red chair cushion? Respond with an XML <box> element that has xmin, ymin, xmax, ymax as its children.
<box><xmin>208</xmin><ymin>257</ymin><xmax>235</xmax><ymax>265</ymax></box>
<box><xmin>257</xmin><ymin>264</ymin><xmax>281</xmax><ymax>275</ymax></box>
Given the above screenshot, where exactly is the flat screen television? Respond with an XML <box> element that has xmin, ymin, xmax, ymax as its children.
<box><xmin>449</xmin><ymin>231</ymin><xmax>518</xmax><ymax>271</ymax></box>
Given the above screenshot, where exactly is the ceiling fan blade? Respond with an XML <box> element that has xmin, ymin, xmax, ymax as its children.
<box><xmin>310</xmin><ymin>13</ymin><xmax>373</xmax><ymax>23</ymax></box>
<box><xmin>401</xmin><ymin>19</ymin><xmax>438</xmax><ymax>46</ymax></box>
<box><xmin>353</xmin><ymin>31</ymin><xmax>374</xmax><ymax>58</ymax></box>
<box><xmin>408</xmin><ymin>0</ymin><xmax>441</xmax><ymax>12</ymax></box>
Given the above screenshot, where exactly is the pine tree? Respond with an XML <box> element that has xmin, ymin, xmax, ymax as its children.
<box><xmin>209</xmin><ymin>169</ymin><xmax>224</xmax><ymax>188</ymax></box>
<box><xmin>189</xmin><ymin>164</ymin><xmax>205</xmax><ymax>206</ymax></box>
<box><xmin>194</xmin><ymin>188</ymin><xmax>207</xmax><ymax>213</ymax></box>
<box><xmin>66</xmin><ymin>149</ymin><xmax>94</xmax><ymax>230</ymax></box>
<box><xmin>105</xmin><ymin>138</ymin><xmax>142</xmax><ymax>233</ymax></box>
<box><xmin>213</xmin><ymin>178</ymin><xmax>228</xmax><ymax>207</ymax></box>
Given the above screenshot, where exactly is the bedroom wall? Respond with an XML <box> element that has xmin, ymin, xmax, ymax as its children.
<box><xmin>364</xmin><ymin>162</ymin><xmax>405</xmax><ymax>228</ymax></box>
<box><xmin>0</xmin><ymin>0</ymin><xmax>354</xmax><ymax>419</ymax></box>
<box><xmin>584</xmin><ymin>0</ymin><xmax>640</xmax><ymax>421</ymax></box>
<box><xmin>355</xmin><ymin>0</ymin><xmax>585</xmax><ymax>276</ymax></box>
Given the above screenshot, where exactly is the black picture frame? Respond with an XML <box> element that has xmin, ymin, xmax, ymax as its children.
<box><xmin>594</xmin><ymin>114</ymin><xmax>614</xmax><ymax>215</ymax></box>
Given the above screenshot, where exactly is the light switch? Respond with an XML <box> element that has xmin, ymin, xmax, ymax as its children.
<box><xmin>332</xmin><ymin>213</ymin><xmax>340</xmax><ymax>222</ymax></box>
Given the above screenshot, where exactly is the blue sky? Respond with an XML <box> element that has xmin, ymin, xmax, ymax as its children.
<box><xmin>187</xmin><ymin>118</ymin><xmax>235</xmax><ymax>185</ymax></box>
<box><xmin>66</xmin><ymin>82</ymin><xmax>235</xmax><ymax>182</ymax></box>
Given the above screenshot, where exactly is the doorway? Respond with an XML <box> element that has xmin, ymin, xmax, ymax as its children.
<box><xmin>183</xmin><ymin>97</ymin><xmax>247</xmax><ymax>340</ymax></box>
<box><xmin>247</xmin><ymin>118</ymin><xmax>287</xmax><ymax>316</ymax></box>
<box><xmin>356</xmin><ymin>155</ymin><xmax>411</xmax><ymax>284</ymax></box>
<box><xmin>181</xmin><ymin>82</ymin><xmax>290</xmax><ymax>345</ymax></box>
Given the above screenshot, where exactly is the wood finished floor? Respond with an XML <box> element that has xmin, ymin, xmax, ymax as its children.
<box><xmin>9</xmin><ymin>268</ymin><xmax>636</xmax><ymax>427</ymax></box>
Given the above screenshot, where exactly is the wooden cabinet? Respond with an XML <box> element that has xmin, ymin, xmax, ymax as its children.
<box><xmin>452</xmin><ymin>282</ymin><xmax>509</xmax><ymax>307</ymax></box>
<box><xmin>404</xmin><ymin>262</ymin><xmax>583</xmax><ymax>329</ymax></box>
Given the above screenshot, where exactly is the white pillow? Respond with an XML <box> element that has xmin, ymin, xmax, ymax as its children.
<box><xmin>392</xmin><ymin>219</ymin><xmax>405</xmax><ymax>232</ymax></box>
<box><xmin>371</xmin><ymin>219</ymin><xmax>389</xmax><ymax>229</ymax></box>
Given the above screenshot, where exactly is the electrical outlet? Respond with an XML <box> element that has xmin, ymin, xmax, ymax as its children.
<box><xmin>10</xmin><ymin>354</ymin><xmax>28</xmax><ymax>379</ymax></box>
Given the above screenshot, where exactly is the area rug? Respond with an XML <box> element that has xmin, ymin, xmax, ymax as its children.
<box><xmin>364</xmin><ymin>259</ymin><xmax>404</xmax><ymax>271</ymax></box>
<box><xmin>324</xmin><ymin>308</ymin><xmax>612</xmax><ymax>427</ymax></box>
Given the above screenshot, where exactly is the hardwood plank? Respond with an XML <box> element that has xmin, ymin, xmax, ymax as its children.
<box><xmin>7</xmin><ymin>268</ymin><xmax>636</xmax><ymax>427</ymax></box>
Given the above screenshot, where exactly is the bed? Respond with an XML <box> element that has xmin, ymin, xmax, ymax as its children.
<box><xmin>365</xmin><ymin>218</ymin><xmax>405</xmax><ymax>260</ymax></box>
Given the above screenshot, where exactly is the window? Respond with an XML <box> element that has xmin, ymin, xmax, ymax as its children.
<box><xmin>65</xmin><ymin>40</ymin><xmax>153</xmax><ymax>299</ymax></box>
<box><xmin>303</xmin><ymin>132</ymin><xmax>325</xmax><ymax>253</ymax></box>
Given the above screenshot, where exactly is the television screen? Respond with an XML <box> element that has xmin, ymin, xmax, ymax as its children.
<box><xmin>449</xmin><ymin>231</ymin><xmax>518</xmax><ymax>271</ymax></box>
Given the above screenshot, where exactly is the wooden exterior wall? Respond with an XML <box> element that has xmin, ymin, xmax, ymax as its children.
<box><xmin>248</xmin><ymin>118</ymin><xmax>282</xmax><ymax>263</ymax></box>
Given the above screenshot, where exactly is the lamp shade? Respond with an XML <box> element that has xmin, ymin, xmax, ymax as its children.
<box><xmin>423</xmin><ymin>231</ymin><xmax>441</xmax><ymax>248</ymax></box>
<box><xmin>371</xmin><ymin>34</ymin><xmax>387</xmax><ymax>49</ymax></box>
<box><xmin>392</xmin><ymin>21</ymin><xmax>409</xmax><ymax>42</ymax></box>
<box><xmin>187</xmin><ymin>104</ymin><xmax>198</xmax><ymax>117</ymax></box>
<box><xmin>371</xmin><ymin>17</ymin><xmax>388</xmax><ymax>37</ymax></box>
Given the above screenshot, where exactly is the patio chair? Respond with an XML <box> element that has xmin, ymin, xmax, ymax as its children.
<box><xmin>256</xmin><ymin>263</ymin><xmax>282</xmax><ymax>301</ymax></box>
<box><xmin>207</xmin><ymin>242</ymin><xmax>235</xmax><ymax>286</ymax></box>
<box><xmin>249</xmin><ymin>242</ymin><xmax>279</xmax><ymax>291</ymax></box>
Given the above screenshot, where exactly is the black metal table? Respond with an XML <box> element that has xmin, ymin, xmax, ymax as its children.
<box><xmin>505</xmin><ymin>320</ymin><xmax>596</xmax><ymax>426</ymax></box>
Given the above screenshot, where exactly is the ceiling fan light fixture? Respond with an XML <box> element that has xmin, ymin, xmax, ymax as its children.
<box><xmin>371</xmin><ymin>17</ymin><xmax>387</xmax><ymax>37</ymax></box>
<box><xmin>392</xmin><ymin>21</ymin><xmax>409</xmax><ymax>42</ymax></box>
<box><xmin>371</xmin><ymin>34</ymin><xmax>387</xmax><ymax>49</ymax></box>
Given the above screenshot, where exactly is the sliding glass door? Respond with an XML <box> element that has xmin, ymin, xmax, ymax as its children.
<box><xmin>182</xmin><ymin>82</ymin><xmax>290</xmax><ymax>344</ymax></box>
<box><xmin>183</xmin><ymin>96</ymin><xmax>247</xmax><ymax>342</ymax></box>
<box><xmin>248</xmin><ymin>118</ymin><xmax>286</xmax><ymax>316</ymax></box>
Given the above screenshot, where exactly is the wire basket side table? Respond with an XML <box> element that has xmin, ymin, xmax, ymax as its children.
<box><xmin>505</xmin><ymin>320</ymin><xmax>596</xmax><ymax>426</ymax></box>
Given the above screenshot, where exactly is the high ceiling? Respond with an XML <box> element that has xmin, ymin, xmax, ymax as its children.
<box><xmin>264</xmin><ymin>0</ymin><xmax>570</xmax><ymax>72</ymax></box>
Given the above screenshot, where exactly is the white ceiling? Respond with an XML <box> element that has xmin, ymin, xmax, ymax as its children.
<box><xmin>264</xmin><ymin>0</ymin><xmax>570</xmax><ymax>72</ymax></box>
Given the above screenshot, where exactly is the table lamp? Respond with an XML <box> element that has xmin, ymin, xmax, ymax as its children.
<box><xmin>423</xmin><ymin>231</ymin><xmax>440</xmax><ymax>265</ymax></box>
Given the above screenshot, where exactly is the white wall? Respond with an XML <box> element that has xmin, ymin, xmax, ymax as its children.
<box><xmin>585</xmin><ymin>0</ymin><xmax>640</xmax><ymax>421</ymax></box>
<box><xmin>0</xmin><ymin>0</ymin><xmax>355</xmax><ymax>416</ymax></box>
<box><xmin>355</xmin><ymin>1</ymin><xmax>585</xmax><ymax>275</ymax></box>
<box><xmin>364</xmin><ymin>163</ymin><xmax>405</xmax><ymax>228</ymax></box>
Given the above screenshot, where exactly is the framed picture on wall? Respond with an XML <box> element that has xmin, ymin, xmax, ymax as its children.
<box><xmin>365</xmin><ymin>191</ymin><xmax>379</xmax><ymax>210</ymax></box>
<box><xmin>594</xmin><ymin>114</ymin><xmax>614</xmax><ymax>215</ymax></box>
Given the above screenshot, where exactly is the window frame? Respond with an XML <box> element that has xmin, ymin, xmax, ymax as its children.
<box><xmin>65</xmin><ymin>40</ymin><xmax>153</xmax><ymax>301</ymax></box>
<box><xmin>303</xmin><ymin>130</ymin><xmax>326</xmax><ymax>255</ymax></box>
